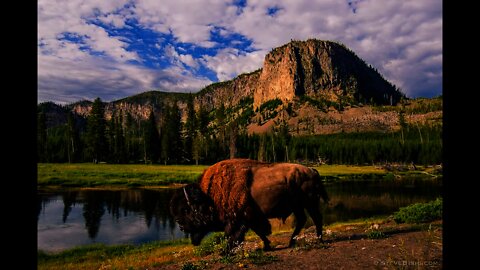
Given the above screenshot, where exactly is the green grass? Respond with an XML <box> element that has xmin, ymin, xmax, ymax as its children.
<box><xmin>38</xmin><ymin>239</ymin><xmax>192</xmax><ymax>270</ymax></box>
<box><xmin>366</xmin><ymin>230</ymin><xmax>386</xmax><ymax>239</ymax></box>
<box><xmin>37</xmin><ymin>163</ymin><xmax>439</xmax><ymax>188</ymax></box>
<box><xmin>314</xmin><ymin>164</ymin><xmax>385</xmax><ymax>176</ymax></box>
<box><xmin>393</xmin><ymin>198</ymin><xmax>443</xmax><ymax>224</ymax></box>
<box><xmin>37</xmin><ymin>163</ymin><xmax>208</xmax><ymax>187</ymax></box>
<box><xmin>193</xmin><ymin>232</ymin><xmax>228</xmax><ymax>256</ymax></box>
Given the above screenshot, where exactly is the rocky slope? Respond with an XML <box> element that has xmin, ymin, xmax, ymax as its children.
<box><xmin>254</xmin><ymin>39</ymin><xmax>403</xmax><ymax>110</ymax></box>
<box><xmin>39</xmin><ymin>39</ymin><xmax>440</xmax><ymax>134</ymax></box>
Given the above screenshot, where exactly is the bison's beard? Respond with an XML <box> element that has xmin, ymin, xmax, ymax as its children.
<box><xmin>170</xmin><ymin>184</ymin><xmax>222</xmax><ymax>245</ymax></box>
<box><xmin>190</xmin><ymin>230</ymin><xmax>209</xmax><ymax>246</ymax></box>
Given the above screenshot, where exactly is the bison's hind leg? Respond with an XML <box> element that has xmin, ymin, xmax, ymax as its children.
<box><xmin>306</xmin><ymin>204</ymin><xmax>324</xmax><ymax>243</ymax></box>
<box><xmin>248</xmin><ymin>217</ymin><xmax>272</xmax><ymax>251</ymax></box>
<box><xmin>289</xmin><ymin>209</ymin><xmax>307</xmax><ymax>247</ymax></box>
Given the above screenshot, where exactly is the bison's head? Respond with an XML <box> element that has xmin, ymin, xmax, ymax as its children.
<box><xmin>170</xmin><ymin>184</ymin><xmax>220</xmax><ymax>246</ymax></box>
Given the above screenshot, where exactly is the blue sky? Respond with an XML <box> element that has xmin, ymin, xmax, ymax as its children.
<box><xmin>38</xmin><ymin>0</ymin><xmax>442</xmax><ymax>104</ymax></box>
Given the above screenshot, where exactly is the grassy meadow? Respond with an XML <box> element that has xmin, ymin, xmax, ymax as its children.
<box><xmin>37</xmin><ymin>163</ymin><xmax>440</xmax><ymax>188</ymax></box>
<box><xmin>37</xmin><ymin>163</ymin><xmax>208</xmax><ymax>187</ymax></box>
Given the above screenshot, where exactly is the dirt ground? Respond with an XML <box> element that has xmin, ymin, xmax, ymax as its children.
<box><xmin>160</xmin><ymin>220</ymin><xmax>442</xmax><ymax>270</ymax></box>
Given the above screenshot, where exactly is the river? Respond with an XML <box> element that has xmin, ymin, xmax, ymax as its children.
<box><xmin>38</xmin><ymin>178</ymin><xmax>441</xmax><ymax>252</ymax></box>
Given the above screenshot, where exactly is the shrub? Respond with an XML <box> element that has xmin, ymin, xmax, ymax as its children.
<box><xmin>366</xmin><ymin>230</ymin><xmax>385</xmax><ymax>239</ymax></box>
<box><xmin>220</xmin><ymin>243</ymin><xmax>278</xmax><ymax>265</ymax></box>
<box><xmin>181</xmin><ymin>262</ymin><xmax>201</xmax><ymax>270</ymax></box>
<box><xmin>259</xmin><ymin>98</ymin><xmax>282</xmax><ymax>112</ymax></box>
<box><xmin>193</xmin><ymin>232</ymin><xmax>228</xmax><ymax>256</ymax></box>
<box><xmin>393</xmin><ymin>198</ymin><xmax>442</xmax><ymax>223</ymax></box>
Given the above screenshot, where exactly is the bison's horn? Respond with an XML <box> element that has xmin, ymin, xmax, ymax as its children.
<box><xmin>183</xmin><ymin>187</ymin><xmax>191</xmax><ymax>206</ymax></box>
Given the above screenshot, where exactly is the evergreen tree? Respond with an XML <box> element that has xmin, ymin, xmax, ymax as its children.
<box><xmin>145</xmin><ymin>111</ymin><xmax>161</xmax><ymax>163</ymax></box>
<box><xmin>228</xmin><ymin>120</ymin><xmax>238</xmax><ymax>159</ymax></box>
<box><xmin>114</xmin><ymin>113</ymin><xmax>127</xmax><ymax>163</ymax></box>
<box><xmin>86</xmin><ymin>97</ymin><xmax>107</xmax><ymax>163</ymax></box>
<box><xmin>107</xmin><ymin>115</ymin><xmax>116</xmax><ymax>162</ymax></box>
<box><xmin>161</xmin><ymin>101</ymin><xmax>182</xmax><ymax>164</ymax></box>
<box><xmin>38</xmin><ymin>111</ymin><xmax>47</xmax><ymax>162</ymax></box>
<box><xmin>215</xmin><ymin>103</ymin><xmax>227</xmax><ymax>154</ymax></box>
<box><xmin>192</xmin><ymin>106</ymin><xmax>210</xmax><ymax>164</ymax></box>
<box><xmin>66</xmin><ymin>112</ymin><xmax>80</xmax><ymax>163</ymax></box>
<box><xmin>184</xmin><ymin>94</ymin><xmax>196</xmax><ymax>163</ymax></box>
<box><xmin>125</xmin><ymin>113</ymin><xmax>140</xmax><ymax>163</ymax></box>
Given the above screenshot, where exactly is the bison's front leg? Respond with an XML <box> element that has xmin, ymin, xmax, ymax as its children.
<box><xmin>248</xmin><ymin>217</ymin><xmax>272</xmax><ymax>251</ymax></box>
<box><xmin>224</xmin><ymin>221</ymin><xmax>248</xmax><ymax>254</ymax></box>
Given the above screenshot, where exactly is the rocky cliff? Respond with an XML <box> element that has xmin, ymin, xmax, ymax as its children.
<box><xmin>194</xmin><ymin>69</ymin><xmax>260</xmax><ymax>112</ymax></box>
<box><xmin>254</xmin><ymin>39</ymin><xmax>403</xmax><ymax>110</ymax></box>
<box><xmin>39</xmin><ymin>39</ymin><xmax>431</xmax><ymax>134</ymax></box>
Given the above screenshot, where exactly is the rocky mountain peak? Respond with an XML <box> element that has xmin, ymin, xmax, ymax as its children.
<box><xmin>253</xmin><ymin>39</ymin><xmax>403</xmax><ymax>110</ymax></box>
<box><xmin>39</xmin><ymin>38</ymin><xmax>411</xmax><ymax>135</ymax></box>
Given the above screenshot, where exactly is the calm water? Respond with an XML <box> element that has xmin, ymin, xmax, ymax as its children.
<box><xmin>38</xmin><ymin>178</ymin><xmax>441</xmax><ymax>252</ymax></box>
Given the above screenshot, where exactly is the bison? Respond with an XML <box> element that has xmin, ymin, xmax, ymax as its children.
<box><xmin>170</xmin><ymin>159</ymin><xmax>329</xmax><ymax>252</ymax></box>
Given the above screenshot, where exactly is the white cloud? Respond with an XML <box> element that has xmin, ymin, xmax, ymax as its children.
<box><xmin>38</xmin><ymin>0</ymin><xmax>137</xmax><ymax>63</ymax></box>
<box><xmin>38</xmin><ymin>0</ymin><xmax>213</xmax><ymax>104</ymax></box>
<box><xmin>98</xmin><ymin>13</ymin><xmax>126</xmax><ymax>28</ymax></box>
<box><xmin>164</xmin><ymin>45</ymin><xmax>200</xmax><ymax>70</ymax></box>
<box><xmin>201</xmin><ymin>48</ymin><xmax>265</xmax><ymax>81</ymax></box>
<box><xmin>178</xmin><ymin>54</ymin><xmax>199</xmax><ymax>69</ymax></box>
<box><xmin>133</xmin><ymin>0</ymin><xmax>237</xmax><ymax>45</ymax></box>
<box><xmin>38</xmin><ymin>47</ymin><xmax>211</xmax><ymax>104</ymax></box>
<box><xmin>38</xmin><ymin>0</ymin><xmax>442</xmax><ymax>104</ymax></box>
<box><xmin>225</xmin><ymin>0</ymin><xmax>442</xmax><ymax>97</ymax></box>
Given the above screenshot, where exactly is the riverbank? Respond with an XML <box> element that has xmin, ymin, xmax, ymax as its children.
<box><xmin>38</xmin><ymin>216</ymin><xmax>442</xmax><ymax>270</ymax></box>
<box><xmin>37</xmin><ymin>163</ymin><xmax>442</xmax><ymax>188</ymax></box>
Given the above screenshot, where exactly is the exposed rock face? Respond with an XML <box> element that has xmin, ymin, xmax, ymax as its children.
<box><xmin>39</xmin><ymin>39</ymin><xmax>417</xmax><ymax>135</ymax></box>
<box><xmin>71</xmin><ymin>102</ymin><xmax>92</xmax><ymax>117</ymax></box>
<box><xmin>104</xmin><ymin>102</ymin><xmax>154</xmax><ymax>121</ymax></box>
<box><xmin>253</xmin><ymin>39</ymin><xmax>403</xmax><ymax>110</ymax></box>
<box><xmin>194</xmin><ymin>70</ymin><xmax>260</xmax><ymax>111</ymax></box>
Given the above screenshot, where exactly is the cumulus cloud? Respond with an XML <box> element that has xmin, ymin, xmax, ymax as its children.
<box><xmin>133</xmin><ymin>0</ymin><xmax>238</xmax><ymax>44</ymax></box>
<box><xmin>164</xmin><ymin>45</ymin><xmax>200</xmax><ymax>70</ymax></box>
<box><xmin>38</xmin><ymin>0</ymin><xmax>442</xmax><ymax>104</ymax></box>
<box><xmin>227</xmin><ymin>0</ymin><xmax>442</xmax><ymax>97</ymax></box>
<box><xmin>98</xmin><ymin>13</ymin><xmax>126</xmax><ymax>28</ymax></box>
<box><xmin>38</xmin><ymin>0</ymin><xmax>212</xmax><ymax>104</ymax></box>
<box><xmin>38</xmin><ymin>47</ymin><xmax>211</xmax><ymax>104</ymax></box>
<box><xmin>201</xmin><ymin>48</ymin><xmax>265</xmax><ymax>81</ymax></box>
<box><xmin>38</xmin><ymin>0</ymin><xmax>134</xmax><ymax>62</ymax></box>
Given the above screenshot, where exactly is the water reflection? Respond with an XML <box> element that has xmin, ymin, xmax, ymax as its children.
<box><xmin>323</xmin><ymin>179</ymin><xmax>442</xmax><ymax>224</ymax></box>
<box><xmin>37</xmin><ymin>188</ymin><xmax>186</xmax><ymax>252</ymax></box>
<box><xmin>38</xmin><ymin>178</ymin><xmax>442</xmax><ymax>252</ymax></box>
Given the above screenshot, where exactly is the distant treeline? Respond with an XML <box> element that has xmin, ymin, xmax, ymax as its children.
<box><xmin>38</xmin><ymin>98</ymin><xmax>442</xmax><ymax>165</ymax></box>
<box><xmin>236</xmin><ymin>126</ymin><xmax>442</xmax><ymax>165</ymax></box>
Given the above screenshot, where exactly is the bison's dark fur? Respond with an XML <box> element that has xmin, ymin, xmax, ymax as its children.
<box><xmin>170</xmin><ymin>159</ymin><xmax>329</xmax><ymax>252</ymax></box>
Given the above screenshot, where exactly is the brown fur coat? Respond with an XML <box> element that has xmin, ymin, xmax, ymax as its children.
<box><xmin>198</xmin><ymin>159</ymin><xmax>266</xmax><ymax>222</ymax></box>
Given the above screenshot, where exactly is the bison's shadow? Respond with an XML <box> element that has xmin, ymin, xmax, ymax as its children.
<box><xmin>263</xmin><ymin>225</ymin><xmax>426</xmax><ymax>251</ymax></box>
<box><xmin>324</xmin><ymin>225</ymin><xmax>424</xmax><ymax>244</ymax></box>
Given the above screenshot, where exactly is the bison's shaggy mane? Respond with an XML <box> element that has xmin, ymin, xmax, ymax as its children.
<box><xmin>197</xmin><ymin>159</ymin><xmax>268</xmax><ymax>222</ymax></box>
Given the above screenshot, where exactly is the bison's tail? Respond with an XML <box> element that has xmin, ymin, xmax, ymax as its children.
<box><xmin>311</xmin><ymin>168</ymin><xmax>330</xmax><ymax>204</ymax></box>
<box><xmin>320</xmin><ymin>185</ymin><xmax>329</xmax><ymax>204</ymax></box>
